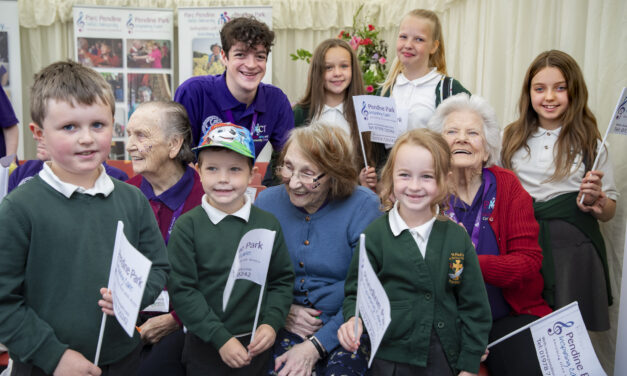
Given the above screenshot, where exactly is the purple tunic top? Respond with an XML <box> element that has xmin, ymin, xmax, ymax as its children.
<box><xmin>8</xmin><ymin>160</ymin><xmax>128</xmax><ymax>193</ymax></box>
<box><xmin>449</xmin><ymin>169</ymin><xmax>511</xmax><ymax>320</ymax></box>
<box><xmin>136</xmin><ymin>166</ymin><xmax>196</xmax><ymax>244</ymax></box>
<box><xmin>174</xmin><ymin>73</ymin><xmax>294</xmax><ymax>155</ymax></box>
<box><xmin>0</xmin><ymin>79</ymin><xmax>19</xmax><ymax>158</ymax></box>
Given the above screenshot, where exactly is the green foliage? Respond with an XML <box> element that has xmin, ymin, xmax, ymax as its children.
<box><xmin>291</xmin><ymin>4</ymin><xmax>388</xmax><ymax>94</ymax></box>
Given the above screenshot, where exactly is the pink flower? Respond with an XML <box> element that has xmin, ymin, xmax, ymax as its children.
<box><xmin>368</xmin><ymin>24</ymin><xmax>375</xmax><ymax>31</ymax></box>
<box><xmin>349</xmin><ymin>36</ymin><xmax>361</xmax><ymax>50</ymax></box>
<box><xmin>379</xmin><ymin>57</ymin><xmax>387</xmax><ymax>64</ymax></box>
<box><xmin>366</xmin><ymin>85</ymin><xmax>374</xmax><ymax>93</ymax></box>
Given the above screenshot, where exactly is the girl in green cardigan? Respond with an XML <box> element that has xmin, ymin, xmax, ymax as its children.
<box><xmin>338</xmin><ymin>129</ymin><xmax>491</xmax><ymax>375</ymax></box>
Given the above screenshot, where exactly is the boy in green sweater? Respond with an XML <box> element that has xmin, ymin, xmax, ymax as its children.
<box><xmin>167</xmin><ymin>123</ymin><xmax>294</xmax><ymax>375</ymax></box>
<box><xmin>0</xmin><ymin>61</ymin><xmax>169</xmax><ymax>375</ymax></box>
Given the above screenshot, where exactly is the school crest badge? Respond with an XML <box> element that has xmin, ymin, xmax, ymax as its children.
<box><xmin>448</xmin><ymin>252</ymin><xmax>464</xmax><ymax>285</ymax></box>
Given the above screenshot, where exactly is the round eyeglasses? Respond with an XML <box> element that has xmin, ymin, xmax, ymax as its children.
<box><xmin>276</xmin><ymin>166</ymin><xmax>326</xmax><ymax>186</ymax></box>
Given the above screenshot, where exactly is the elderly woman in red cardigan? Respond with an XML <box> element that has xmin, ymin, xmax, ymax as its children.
<box><xmin>428</xmin><ymin>93</ymin><xmax>551</xmax><ymax>376</ymax></box>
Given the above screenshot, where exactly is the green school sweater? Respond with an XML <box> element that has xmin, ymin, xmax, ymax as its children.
<box><xmin>167</xmin><ymin>205</ymin><xmax>294</xmax><ymax>350</ymax></box>
<box><xmin>343</xmin><ymin>214</ymin><xmax>491</xmax><ymax>373</ymax></box>
<box><xmin>0</xmin><ymin>176</ymin><xmax>169</xmax><ymax>374</ymax></box>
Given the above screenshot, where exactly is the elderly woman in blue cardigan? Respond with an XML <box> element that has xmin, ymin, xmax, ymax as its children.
<box><xmin>255</xmin><ymin>122</ymin><xmax>382</xmax><ymax>376</ymax></box>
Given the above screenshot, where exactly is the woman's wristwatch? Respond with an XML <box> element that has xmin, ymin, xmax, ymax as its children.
<box><xmin>307</xmin><ymin>335</ymin><xmax>327</xmax><ymax>358</ymax></box>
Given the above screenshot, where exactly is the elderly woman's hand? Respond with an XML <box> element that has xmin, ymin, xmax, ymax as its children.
<box><xmin>139</xmin><ymin>313</ymin><xmax>179</xmax><ymax>344</ymax></box>
<box><xmin>274</xmin><ymin>340</ymin><xmax>320</xmax><ymax>376</ymax></box>
<box><xmin>284</xmin><ymin>305</ymin><xmax>323</xmax><ymax>338</ymax></box>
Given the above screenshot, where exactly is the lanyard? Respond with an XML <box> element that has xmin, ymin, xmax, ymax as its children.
<box><xmin>165</xmin><ymin>202</ymin><xmax>185</xmax><ymax>245</ymax></box>
<box><xmin>224</xmin><ymin>109</ymin><xmax>259</xmax><ymax>136</ymax></box>
<box><xmin>445</xmin><ymin>173</ymin><xmax>491</xmax><ymax>249</ymax></box>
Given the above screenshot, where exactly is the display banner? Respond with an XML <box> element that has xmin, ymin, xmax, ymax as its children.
<box><xmin>177</xmin><ymin>7</ymin><xmax>272</xmax><ymax>85</ymax></box>
<box><xmin>530</xmin><ymin>302</ymin><xmax>606</xmax><ymax>376</ymax></box>
<box><xmin>0</xmin><ymin>0</ymin><xmax>23</xmax><ymax>158</ymax></box>
<box><xmin>73</xmin><ymin>5</ymin><xmax>174</xmax><ymax>160</ymax></box>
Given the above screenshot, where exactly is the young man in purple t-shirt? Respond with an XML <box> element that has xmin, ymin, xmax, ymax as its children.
<box><xmin>174</xmin><ymin>17</ymin><xmax>293</xmax><ymax>160</ymax></box>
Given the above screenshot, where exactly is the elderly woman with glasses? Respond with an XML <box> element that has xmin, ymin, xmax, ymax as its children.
<box><xmin>255</xmin><ymin>122</ymin><xmax>382</xmax><ymax>376</ymax></box>
<box><xmin>428</xmin><ymin>93</ymin><xmax>551</xmax><ymax>376</ymax></box>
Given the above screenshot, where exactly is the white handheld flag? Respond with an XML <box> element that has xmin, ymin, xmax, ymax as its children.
<box><xmin>223</xmin><ymin>228</ymin><xmax>275</xmax><ymax>341</ymax></box>
<box><xmin>95</xmin><ymin>221</ymin><xmax>152</xmax><ymax>364</ymax></box>
<box><xmin>353</xmin><ymin>95</ymin><xmax>399</xmax><ymax>145</ymax></box>
<box><xmin>608</xmin><ymin>87</ymin><xmax>627</xmax><ymax>136</ymax></box>
<box><xmin>580</xmin><ymin>87</ymin><xmax>627</xmax><ymax>204</ymax></box>
<box><xmin>356</xmin><ymin>234</ymin><xmax>391</xmax><ymax>368</ymax></box>
<box><xmin>489</xmin><ymin>301</ymin><xmax>605</xmax><ymax>376</ymax></box>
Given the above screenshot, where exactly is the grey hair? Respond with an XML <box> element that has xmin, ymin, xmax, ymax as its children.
<box><xmin>427</xmin><ymin>93</ymin><xmax>501</xmax><ymax>167</ymax></box>
<box><xmin>137</xmin><ymin>101</ymin><xmax>195</xmax><ymax>166</ymax></box>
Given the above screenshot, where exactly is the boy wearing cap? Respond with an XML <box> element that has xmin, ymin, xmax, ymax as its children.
<box><xmin>167</xmin><ymin>123</ymin><xmax>293</xmax><ymax>375</ymax></box>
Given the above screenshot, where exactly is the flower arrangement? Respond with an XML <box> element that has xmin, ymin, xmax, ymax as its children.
<box><xmin>290</xmin><ymin>4</ymin><xmax>388</xmax><ymax>94</ymax></box>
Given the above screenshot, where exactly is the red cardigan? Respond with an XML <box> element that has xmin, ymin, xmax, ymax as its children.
<box><xmin>481</xmin><ymin>166</ymin><xmax>552</xmax><ymax>318</ymax></box>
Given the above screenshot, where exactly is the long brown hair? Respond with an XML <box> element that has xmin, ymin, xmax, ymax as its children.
<box><xmin>381</xmin><ymin>9</ymin><xmax>447</xmax><ymax>97</ymax></box>
<box><xmin>297</xmin><ymin>38</ymin><xmax>374</xmax><ymax>169</ymax></box>
<box><xmin>502</xmin><ymin>50</ymin><xmax>600</xmax><ymax>180</ymax></box>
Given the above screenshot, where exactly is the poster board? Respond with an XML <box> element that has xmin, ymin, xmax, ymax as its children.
<box><xmin>0</xmin><ymin>0</ymin><xmax>23</xmax><ymax>158</ymax></box>
<box><xmin>73</xmin><ymin>5</ymin><xmax>174</xmax><ymax>160</ymax></box>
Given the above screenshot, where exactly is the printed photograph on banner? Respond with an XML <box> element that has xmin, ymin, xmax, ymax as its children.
<box><xmin>109</xmin><ymin>140</ymin><xmax>125</xmax><ymax>160</ymax></box>
<box><xmin>77</xmin><ymin>37</ymin><xmax>123</xmax><ymax>68</ymax></box>
<box><xmin>101</xmin><ymin>72</ymin><xmax>124</xmax><ymax>102</ymax></box>
<box><xmin>192</xmin><ymin>37</ymin><xmax>225</xmax><ymax>76</ymax></box>
<box><xmin>0</xmin><ymin>32</ymin><xmax>8</xmax><ymax>87</ymax></box>
<box><xmin>127</xmin><ymin>39</ymin><xmax>171</xmax><ymax>69</ymax></box>
<box><xmin>127</xmin><ymin>73</ymin><xmax>172</xmax><ymax>117</ymax></box>
<box><xmin>114</xmin><ymin>106</ymin><xmax>126</xmax><ymax>138</ymax></box>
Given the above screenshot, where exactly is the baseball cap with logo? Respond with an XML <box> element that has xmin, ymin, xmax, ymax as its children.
<box><xmin>193</xmin><ymin>122</ymin><xmax>256</xmax><ymax>161</ymax></box>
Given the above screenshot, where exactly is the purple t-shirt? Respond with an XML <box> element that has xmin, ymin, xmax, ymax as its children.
<box><xmin>8</xmin><ymin>160</ymin><xmax>129</xmax><ymax>193</ymax></box>
<box><xmin>450</xmin><ymin>169</ymin><xmax>511</xmax><ymax>320</ymax></box>
<box><xmin>0</xmin><ymin>81</ymin><xmax>19</xmax><ymax>158</ymax></box>
<box><xmin>174</xmin><ymin>73</ymin><xmax>294</xmax><ymax>155</ymax></box>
